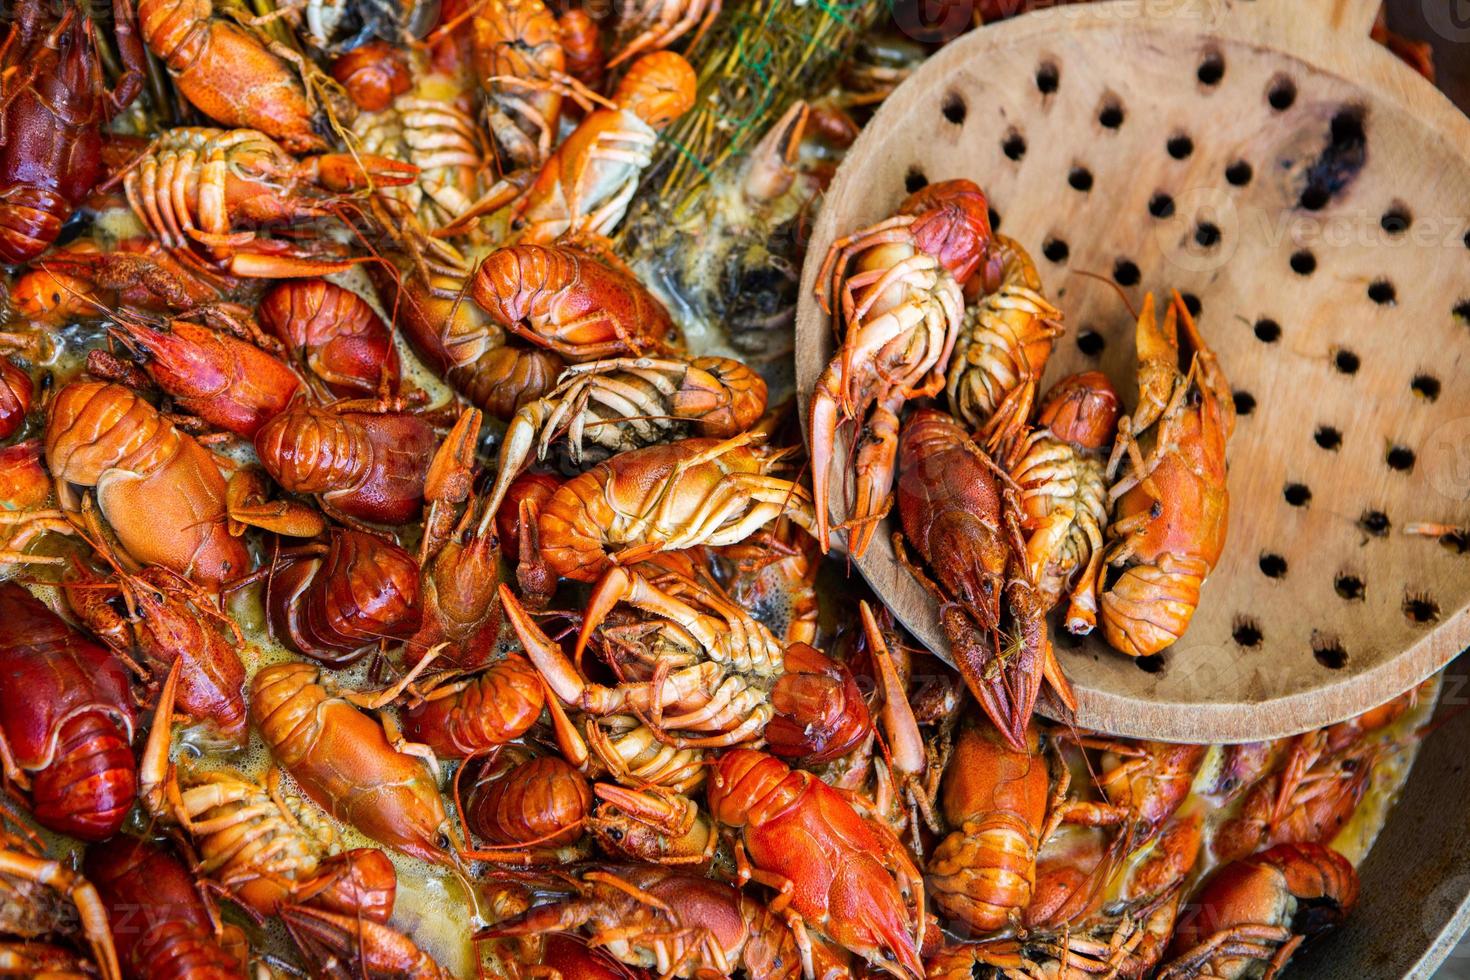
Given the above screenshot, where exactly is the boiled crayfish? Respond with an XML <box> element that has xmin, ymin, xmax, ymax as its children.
<box><xmin>0</xmin><ymin>0</ymin><xmax>143</xmax><ymax>264</ymax></box>
<box><xmin>809</xmin><ymin>179</ymin><xmax>991</xmax><ymax>557</ymax></box>
<box><xmin>896</xmin><ymin>408</ymin><xmax>1072</xmax><ymax>751</ymax></box>
<box><xmin>1097</xmin><ymin>292</ymin><xmax>1233</xmax><ymax>657</ymax></box>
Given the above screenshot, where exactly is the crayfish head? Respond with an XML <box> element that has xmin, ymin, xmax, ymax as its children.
<box><xmin>330</xmin><ymin>41</ymin><xmax>412</xmax><ymax>112</ymax></box>
<box><xmin>955</xmin><ymin>562</ymin><xmax>1005</xmax><ymax>631</ymax></box>
<box><xmin>11</xmin><ymin>261</ymin><xmax>99</xmax><ymax>324</ymax></box>
<box><xmin>614</xmin><ymin>51</ymin><xmax>696</xmax><ymax>128</ymax></box>
<box><xmin>828</xmin><ymin>869</ymin><xmax>925</xmax><ymax>980</ymax></box>
<box><xmin>1037</xmin><ymin>371</ymin><xmax>1122</xmax><ymax>450</ymax></box>
<box><xmin>422</xmin><ymin>528</ymin><xmax>502</xmax><ymax>653</ymax></box>
<box><xmin>899</xmin><ymin>179</ymin><xmax>992</xmax><ymax>286</ymax></box>
<box><xmin>675</xmin><ymin>357</ymin><xmax>769</xmax><ymax>438</ymax></box>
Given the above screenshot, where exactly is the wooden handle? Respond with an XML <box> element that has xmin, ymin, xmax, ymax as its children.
<box><xmin>1292</xmin><ymin>0</ymin><xmax>1380</xmax><ymax>37</ymax></box>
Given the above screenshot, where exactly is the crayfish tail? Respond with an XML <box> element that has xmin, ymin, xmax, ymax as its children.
<box><xmin>1098</xmin><ymin>559</ymin><xmax>1204</xmax><ymax>658</ymax></box>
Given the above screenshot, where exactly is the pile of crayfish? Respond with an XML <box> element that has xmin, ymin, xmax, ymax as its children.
<box><xmin>0</xmin><ymin>0</ymin><xmax>1439</xmax><ymax>976</ymax></box>
<box><xmin>808</xmin><ymin>176</ymin><xmax>1235</xmax><ymax>749</ymax></box>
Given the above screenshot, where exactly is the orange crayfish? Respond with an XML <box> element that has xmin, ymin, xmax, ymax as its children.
<box><xmin>1008</xmin><ymin>371</ymin><xmax>1121</xmax><ymax>634</ymax></box>
<box><xmin>0</xmin><ymin>0</ymin><xmax>144</xmax><ymax>264</ymax></box>
<box><xmin>809</xmin><ymin>179</ymin><xmax>991</xmax><ymax>557</ymax></box>
<box><xmin>1097</xmin><ymin>291</ymin><xmax>1233</xmax><ymax>658</ymax></box>
<box><xmin>707</xmin><ymin>749</ymin><xmax>926</xmax><ymax>978</ymax></box>
<box><xmin>895</xmin><ymin>407</ymin><xmax>1072</xmax><ymax>751</ymax></box>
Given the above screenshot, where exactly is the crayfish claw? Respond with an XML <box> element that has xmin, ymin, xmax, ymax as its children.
<box><xmin>845</xmin><ymin>391</ymin><xmax>902</xmax><ymax>558</ymax></box>
<box><xmin>502</xmin><ymin>583</ymin><xmax>607</xmax><ymax>712</ymax></box>
<box><xmin>281</xmin><ymin>904</ymin><xmax>446</xmax><ymax>978</ymax></box>
<box><xmin>743</xmin><ymin>100</ymin><xmax>810</xmax><ymax>204</ymax></box>
<box><xmin>307</xmin><ymin>152</ymin><xmax>420</xmax><ymax>192</ymax></box>
<box><xmin>226</xmin><ymin>251</ymin><xmax>359</xmax><ymax>279</ymax></box>
<box><xmin>425</xmin><ymin>408</ymin><xmax>482</xmax><ymax>507</ymax></box>
<box><xmin>807</xmin><ymin>381</ymin><xmax>842</xmax><ymax>553</ymax></box>
<box><xmin>578</xmin><ymin>565</ymin><xmax>636</xmax><ymax>664</ymax></box>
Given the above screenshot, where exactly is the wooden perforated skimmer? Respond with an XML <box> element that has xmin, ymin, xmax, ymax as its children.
<box><xmin>794</xmin><ymin>0</ymin><xmax>1470</xmax><ymax>741</ymax></box>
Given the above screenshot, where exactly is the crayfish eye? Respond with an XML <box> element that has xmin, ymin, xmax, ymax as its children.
<box><xmin>882</xmin><ymin>949</ymin><xmax>896</xmax><ymax>961</ymax></box>
<box><xmin>606</xmin><ymin>827</ymin><xmax>623</xmax><ymax>841</ymax></box>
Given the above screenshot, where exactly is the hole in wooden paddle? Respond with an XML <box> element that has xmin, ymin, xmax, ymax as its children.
<box><xmin>1003</xmin><ymin>130</ymin><xmax>1027</xmax><ymax>161</ymax></box>
<box><xmin>1437</xmin><ymin>530</ymin><xmax>1470</xmax><ymax>554</ymax></box>
<box><xmin>1232</xmin><ymin>618</ymin><xmax>1263</xmax><ymax>647</ymax></box>
<box><xmin>1334</xmin><ymin>574</ymin><xmax>1365</xmax><ymax>600</ymax></box>
<box><xmin>1403</xmin><ymin>593</ymin><xmax>1440</xmax><ymax>625</ymax></box>
<box><xmin>1358</xmin><ymin>510</ymin><xmax>1390</xmax><ymax>537</ymax></box>
<box><xmin>1411</xmin><ymin>375</ymin><xmax>1440</xmax><ymax>401</ymax></box>
<box><xmin>1036</xmin><ymin>61</ymin><xmax>1060</xmax><ymax>94</ymax></box>
<box><xmin>1381</xmin><ymin>205</ymin><xmax>1411</xmax><ymax>234</ymax></box>
<box><xmin>1294</xmin><ymin>107</ymin><xmax>1369</xmax><ymax>213</ymax></box>
<box><xmin>942</xmin><ymin>92</ymin><xmax>966</xmax><ymax>125</ymax></box>
<box><xmin>1386</xmin><ymin>446</ymin><xmax>1415</xmax><ymax>472</ymax></box>
<box><xmin>1312</xmin><ymin>634</ymin><xmax>1347</xmax><ymax>669</ymax></box>
<box><xmin>1197</xmin><ymin>50</ymin><xmax>1225</xmax><ymax>85</ymax></box>
<box><xmin>1268</xmin><ymin>75</ymin><xmax>1297</xmax><ymax>111</ymax></box>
